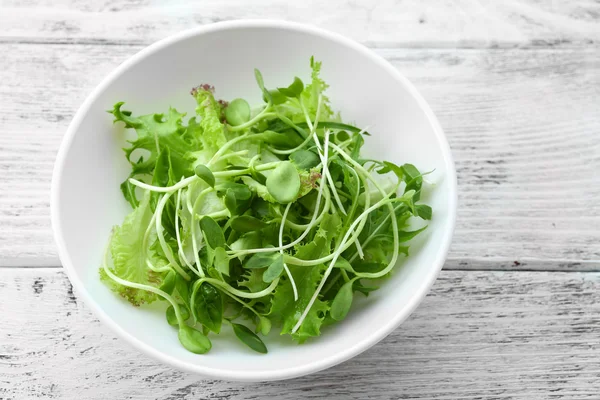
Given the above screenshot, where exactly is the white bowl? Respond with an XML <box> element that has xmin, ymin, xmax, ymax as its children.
<box><xmin>51</xmin><ymin>20</ymin><xmax>456</xmax><ymax>381</ymax></box>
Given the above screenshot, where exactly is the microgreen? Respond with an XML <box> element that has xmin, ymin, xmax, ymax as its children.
<box><xmin>100</xmin><ymin>58</ymin><xmax>433</xmax><ymax>355</ymax></box>
<box><xmin>231</xmin><ymin>322</ymin><xmax>268</xmax><ymax>354</ymax></box>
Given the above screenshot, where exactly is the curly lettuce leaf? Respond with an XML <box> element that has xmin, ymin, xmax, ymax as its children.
<box><xmin>100</xmin><ymin>192</ymin><xmax>166</xmax><ymax>306</ymax></box>
<box><xmin>269</xmin><ymin>263</ymin><xmax>330</xmax><ymax>343</ymax></box>
<box><xmin>301</xmin><ymin>57</ymin><xmax>334</xmax><ymax>120</ymax></box>
<box><xmin>269</xmin><ymin>213</ymin><xmax>340</xmax><ymax>342</ymax></box>
<box><xmin>190</xmin><ymin>85</ymin><xmax>227</xmax><ymax>153</ymax></box>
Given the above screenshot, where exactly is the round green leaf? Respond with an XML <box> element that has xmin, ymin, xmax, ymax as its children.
<box><xmin>166</xmin><ymin>303</ymin><xmax>190</xmax><ymax>326</ymax></box>
<box><xmin>263</xmin><ymin>254</ymin><xmax>284</xmax><ymax>283</ymax></box>
<box><xmin>199</xmin><ymin>216</ymin><xmax>225</xmax><ymax>249</ymax></box>
<box><xmin>178</xmin><ymin>325</ymin><xmax>212</xmax><ymax>354</ymax></box>
<box><xmin>225</xmin><ymin>98</ymin><xmax>251</xmax><ymax>126</ymax></box>
<box><xmin>232</xmin><ymin>323</ymin><xmax>268</xmax><ymax>354</ymax></box>
<box><xmin>175</xmin><ymin>273</ymin><xmax>190</xmax><ymax>306</ymax></box>
<box><xmin>245</xmin><ymin>252</ymin><xmax>278</xmax><ymax>269</ymax></box>
<box><xmin>191</xmin><ymin>283</ymin><xmax>223</xmax><ymax>334</ymax></box>
<box><xmin>330</xmin><ymin>280</ymin><xmax>354</xmax><ymax>321</ymax></box>
<box><xmin>266</xmin><ymin>161</ymin><xmax>301</xmax><ymax>204</ymax></box>
<box><xmin>277</xmin><ymin>76</ymin><xmax>304</xmax><ymax>98</ymax></box>
<box><xmin>290</xmin><ymin>149</ymin><xmax>320</xmax><ymax>170</ymax></box>
<box><xmin>231</xmin><ymin>215</ymin><xmax>268</xmax><ymax>233</ymax></box>
<box><xmin>257</xmin><ymin>316</ymin><xmax>272</xmax><ymax>336</ymax></box>
<box><xmin>213</xmin><ymin>247</ymin><xmax>230</xmax><ymax>276</ymax></box>
<box><xmin>194</xmin><ymin>164</ymin><xmax>215</xmax><ymax>187</ymax></box>
<box><xmin>159</xmin><ymin>269</ymin><xmax>176</xmax><ymax>294</ymax></box>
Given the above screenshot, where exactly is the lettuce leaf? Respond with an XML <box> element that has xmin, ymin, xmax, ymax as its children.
<box><xmin>100</xmin><ymin>192</ymin><xmax>166</xmax><ymax>306</ymax></box>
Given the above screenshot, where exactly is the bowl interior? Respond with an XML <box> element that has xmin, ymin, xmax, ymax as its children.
<box><xmin>53</xmin><ymin>22</ymin><xmax>455</xmax><ymax>381</ymax></box>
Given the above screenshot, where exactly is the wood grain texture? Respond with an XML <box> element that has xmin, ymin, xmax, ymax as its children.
<box><xmin>2</xmin><ymin>268</ymin><xmax>600</xmax><ymax>399</ymax></box>
<box><xmin>0</xmin><ymin>45</ymin><xmax>598</xmax><ymax>268</ymax></box>
<box><xmin>1</xmin><ymin>0</ymin><xmax>600</xmax><ymax>48</ymax></box>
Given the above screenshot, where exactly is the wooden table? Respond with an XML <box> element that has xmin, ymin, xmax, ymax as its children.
<box><xmin>1</xmin><ymin>1</ymin><xmax>599</xmax><ymax>398</ymax></box>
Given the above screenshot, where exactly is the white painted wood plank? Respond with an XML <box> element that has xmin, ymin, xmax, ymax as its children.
<box><xmin>0</xmin><ymin>0</ymin><xmax>599</xmax><ymax>47</ymax></box>
<box><xmin>1</xmin><ymin>269</ymin><xmax>600</xmax><ymax>398</ymax></box>
<box><xmin>0</xmin><ymin>45</ymin><xmax>599</xmax><ymax>267</ymax></box>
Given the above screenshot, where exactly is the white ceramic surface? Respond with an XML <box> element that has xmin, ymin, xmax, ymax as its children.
<box><xmin>51</xmin><ymin>20</ymin><xmax>457</xmax><ymax>381</ymax></box>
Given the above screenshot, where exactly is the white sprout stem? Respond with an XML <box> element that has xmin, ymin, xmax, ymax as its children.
<box><xmin>279</xmin><ymin>203</ymin><xmax>298</xmax><ymax>301</ymax></box>
<box><xmin>208</xmin><ymin>133</ymin><xmax>250</xmax><ymax>165</ymax></box>
<box><xmin>227</xmin><ymin>107</ymin><xmax>275</xmax><ymax>132</ymax></box>
<box><xmin>282</xmin><ymin>189</ymin><xmax>331</xmax><ymax>231</ymax></box>
<box><xmin>102</xmin><ymin>242</ymin><xmax>184</xmax><ymax>325</ymax></box>
<box><xmin>291</xmin><ymin>194</ymin><xmax>396</xmax><ymax>334</ymax></box>
<box><xmin>354</xmin><ymin>238</ymin><xmax>365</xmax><ymax>259</ymax></box>
<box><xmin>313</xmin><ymin>130</ymin><xmax>347</xmax><ymax>216</ymax></box>
<box><xmin>201</xmin><ymin>276</ymin><xmax>279</xmax><ymax>299</ymax></box>
<box><xmin>328</xmin><ymin>142</ymin><xmax>401</xmax><ymax>279</ymax></box>
<box><xmin>299</xmin><ymin>97</ymin><xmax>315</xmax><ymax>134</ymax></box>
<box><xmin>155</xmin><ymin>193</ymin><xmax>190</xmax><ymax>280</ymax></box>
<box><xmin>227</xmin><ymin>128</ymin><xmax>332</xmax><ymax>257</ymax></box>
<box><xmin>271</xmin><ymin>94</ymin><xmax>323</xmax><ymax>155</ymax></box>
<box><xmin>130</xmin><ymin>175</ymin><xmax>197</xmax><ymax>193</ymax></box>
<box><xmin>213</xmin><ymin>149</ymin><xmax>250</xmax><ymax>163</ymax></box>
<box><xmin>175</xmin><ymin>185</ymin><xmax>201</xmax><ymax>277</ymax></box>
<box><xmin>268</xmin><ymin>132</ymin><xmax>314</xmax><ymax>155</ymax></box>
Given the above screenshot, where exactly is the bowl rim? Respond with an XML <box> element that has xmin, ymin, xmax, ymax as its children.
<box><xmin>51</xmin><ymin>19</ymin><xmax>457</xmax><ymax>382</ymax></box>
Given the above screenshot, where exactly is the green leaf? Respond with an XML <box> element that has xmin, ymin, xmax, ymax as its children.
<box><xmin>260</xmin><ymin>130</ymin><xmax>304</xmax><ymax>148</ymax></box>
<box><xmin>290</xmin><ymin>149</ymin><xmax>320</xmax><ymax>170</ymax></box>
<box><xmin>269</xmin><ymin>263</ymin><xmax>330</xmax><ymax>343</ymax></box>
<box><xmin>192</xmin><ymin>283</ymin><xmax>223</xmax><ymax>333</ymax></box>
<box><xmin>178</xmin><ymin>325</ymin><xmax>212</xmax><ymax>354</ymax></box>
<box><xmin>230</xmin><ymin>232</ymin><xmax>262</xmax><ymax>261</ymax></box>
<box><xmin>257</xmin><ymin>316</ymin><xmax>272</xmax><ymax>336</ymax></box>
<box><xmin>232</xmin><ymin>323</ymin><xmax>268</xmax><ymax>354</ymax></box>
<box><xmin>245</xmin><ymin>252</ymin><xmax>278</xmax><ymax>269</ymax></box>
<box><xmin>238</xmin><ymin>268</ymin><xmax>269</xmax><ymax>293</ymax></box>
<box><xmin>100</xmin><ymin>192</ymin><xmax>165</xmax><ymax>306</ymax></box>
<box><xmin>175</xmin><ymin>272</ymin><xmax>190</xmax><ymax>306</ymax></box>
<box><xmin>330</xmin><ymin>280</ymin><xmax>354</xmax><ymax>321</ymax></box>
<box><xmin>401</xmin><ymin>164</ymin><xmax>423</xmax><ymax>201</ymax></box>
<box><xmin>159</xmin><ymin>269</ymin><xmax>177</xmax><ymax>294</ymax></box>
<box><xmin>334</xmin><ymin>257</ymin><xmax>354</xmax><ymax>272</ymax></box>
<box><xmin>263</xmin><ymin>254</ymin><xmax>284</xmax><ymax>283</ymax></box>
<box><xmin>416</xmin><ymin>204</ymin><xmax>432</xmax><ymax>220</ymax></box>
<box><xmin>199</xmin><ymin>216</ymin><xmax>225</xmax><ymax>249</ymax></box>
<box><xmin>349</xmin><ymin>133</ymin><xmax>364</xmax><ymax>161</ymax></box>
<box><xmin>214</xmin><ymin>247</ymin><xmax>230</xmax><ymax>276</ymax></box>
<box><xmin>231</xmin><ymin>215</ymin><xmax>268</xmax><ymax>233</ymax></box>
<box><xmin>110</xmin><ymin>102</ymin><xmax>194</xmax><ymax>180</ymax></box>
<box><xmin>266</xmin><ymin>89</ymin><xmax>287</xmax><ymax>105</ymax></box>
<box><xmin>194</xmin><ymin>164</ymin><xmax>215</xmax><ymax>187</ymax></box>
<box><xmin>240</xmin><ymin>177</ymin><xmax>276</xmax><ymax>203</ymax></box>
<box><xmin>190</xmin><ymin>86</ymin><xmax>227</xmax><ymax>153</ymax></box>
<box><xmin>266</xmin><ymin>161</ymin><xmax>301</xmax><ymax>204</ymax></box>
<box><xmin>294</xmin><ymin>121</ymin><xmax>370</xmax><ymax>136</ymax></box>
<box><xmin>277</xmin><ymin>76</ymin><xmax>304</xmax><ymax>98</ymax></box>
<box><xmin>120</xmin><ymin>177</ymin><xmax>139</xmax><ymax>208</ymax></box>
<box><xmin>225</xmin><ymin>98</ymin><xmax>251</xmax><ymax>126</ymax></box>
<box><xmin>166</xmin><ymin>304</ymin><xmax>190</xmax><ymax>326</ymax></box>
<box><xmin>376</xmin><ymin>161</ymin><xmax>404</xmax><ymax>181</ymax></box>
<box><xmin>254</xmin><ymin>68</ymin><xmax>272</xmax><ymax>103</ymax></box>
<box><xmin>300</xmin><ymin>57</ymin><xmax>334</xmax><ymax>120</ymax></box>
<box><xmin>397</xmin><ymin>226</ymin><xmax>427</xmax><ymax>243</ymax></box>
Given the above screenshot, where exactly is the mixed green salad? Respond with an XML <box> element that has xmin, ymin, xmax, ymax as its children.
<box><xmin>101</xmin><ymin>58</ymin><xmax>432</xmax><ymax>354</ymax></box>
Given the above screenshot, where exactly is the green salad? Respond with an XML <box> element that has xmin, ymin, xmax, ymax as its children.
<box><xmin>100</xmin><ymin>58</ymin><xmax>432</xmax><ymax>354</ymax></box>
